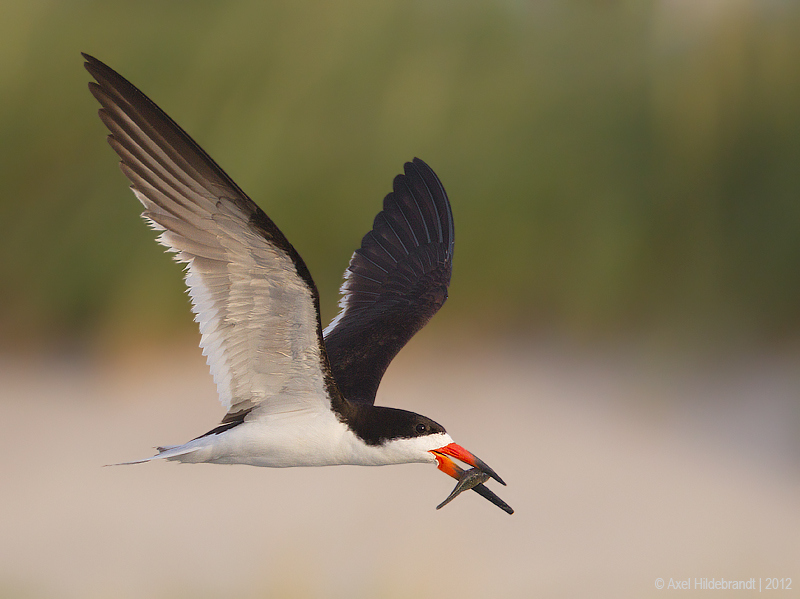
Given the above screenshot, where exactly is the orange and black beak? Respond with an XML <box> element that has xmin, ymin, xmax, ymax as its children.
<box><xmin>430</xmin><ymin>443</ymin><xmax>513</xmax><ymax>514</ymax></box>
<box><xmin>431</xmin><ymin>442</ymin><xmax>506</xmax><ymax>486</ymax></box>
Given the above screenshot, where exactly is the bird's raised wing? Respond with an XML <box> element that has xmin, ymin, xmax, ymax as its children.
<box><xmin>84</xmin><ymin>54</ymin><xmax>345</xmax><ymax>423</ymax></box>
<box><xmin>323</xmin><ymin>158</ymin><xmax>454</xmax><ymax>405</ymax></box>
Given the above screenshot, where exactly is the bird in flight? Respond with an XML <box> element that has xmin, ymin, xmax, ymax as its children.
<box><xmin>84</xmin><ymin>53</ymin><xmax>512</xmax><ymax>514</ymax></box>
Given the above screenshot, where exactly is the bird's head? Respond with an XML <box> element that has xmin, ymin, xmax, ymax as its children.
<box><xmin>358</xmin><ymin>407</ymin><xmax>505</xmax><ymax>485</ymax></box>
<box><xmin>347</xmin><ymin>406</ymin><xmax>508</xmax><ymax>510</ymax></box>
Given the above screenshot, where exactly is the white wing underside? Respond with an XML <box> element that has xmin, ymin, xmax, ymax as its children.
<box><xmin>136</xmin><ymin>188</ymin><xmax>328</xmax><ymax>418</ymax></box>
<box><xmin>90</xmin><ymin>76</ymin><xmax>331</xmax><ymax>420</ymax></box>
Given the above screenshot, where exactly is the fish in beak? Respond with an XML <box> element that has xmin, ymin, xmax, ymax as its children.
<box><xmin>430</xmin><ymin>443</ymin><xmax>513</xmax><ymax>514</ymax></box>
<box><xmin>435</xmin><ymin>468</ymin><xmax>489</xmax><ymax>510</ymax></box>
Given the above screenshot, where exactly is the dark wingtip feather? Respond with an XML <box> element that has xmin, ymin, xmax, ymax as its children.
<box><xmin>82</xmin><ymin>53</ymin><xmax>108</xmax><ymax>79</ymax></box>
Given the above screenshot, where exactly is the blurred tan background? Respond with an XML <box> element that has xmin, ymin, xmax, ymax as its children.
<box><xmin>1</xmin><ymin>1</ymin><xmax>798</xmax><ymax>597</ymax></box>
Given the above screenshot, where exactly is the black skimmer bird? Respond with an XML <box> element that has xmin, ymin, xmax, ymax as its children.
<box><xmin>84</xmin><ymin>53</ymin><xmax>512</xmax><ymax>514</ymax></box>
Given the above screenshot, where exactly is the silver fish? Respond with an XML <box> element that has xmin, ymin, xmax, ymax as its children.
<box><xmin>436</xmin><ymin>467</ymin><xmax>491</xmax><ymax>510</ymax></box>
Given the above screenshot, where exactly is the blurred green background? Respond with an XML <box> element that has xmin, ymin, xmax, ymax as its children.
<box><xmin>2</xmin><ymin>0</ymin><xmax>799</xmax><ymax>351</ymax></box>
<box><xmin>2</xmin><ymin>5</ymin><xmax>800</xmax><ymax>598</ymax></box>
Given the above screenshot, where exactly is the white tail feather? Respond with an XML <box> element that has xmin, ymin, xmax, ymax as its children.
<box><xmin>106</xmin><ymin>444</ymin><xmax>202</xmax><ymax>466</ymax></box>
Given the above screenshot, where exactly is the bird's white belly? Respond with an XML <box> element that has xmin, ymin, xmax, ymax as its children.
<box><xmin>166</xmin><ymin>410</ymin><xmax>441</xmax><ymax>468</ymax></box>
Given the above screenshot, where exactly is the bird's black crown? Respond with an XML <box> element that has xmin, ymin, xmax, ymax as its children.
<box><xmin>345</xmin><ymin>405</ymin><xmax>446</xmax><ymax>446</ymax></box>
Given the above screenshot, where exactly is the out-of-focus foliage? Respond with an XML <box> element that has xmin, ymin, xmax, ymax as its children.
<box><xmin>1</xmin><ymin>0</ymin><xmax>799</xmax><ymax>348</ymax></box>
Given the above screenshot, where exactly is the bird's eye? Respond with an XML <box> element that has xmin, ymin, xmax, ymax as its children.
<box><xmin>415</xmin><ymin>423</ymin><xmax>427</xmax><ymax>434</ymax></box>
